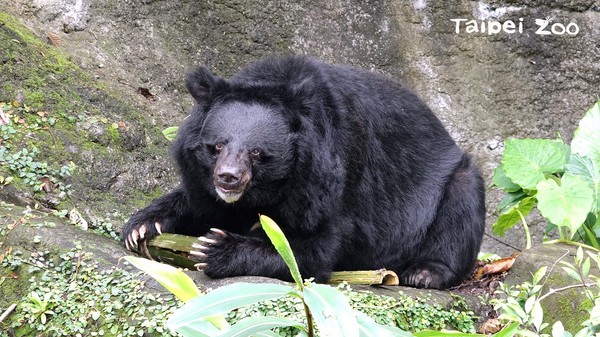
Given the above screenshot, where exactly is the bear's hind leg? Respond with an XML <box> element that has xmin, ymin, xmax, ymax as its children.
<box><xmin>400</xmin><ymin>154</ymin><xmax>485</xmax><ymax>289</ymax></box>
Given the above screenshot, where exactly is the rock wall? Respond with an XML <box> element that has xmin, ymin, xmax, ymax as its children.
<box><xmin>1</xmin><ymin>0</ymin><xmax>599</xmax><ymax>254</ymax></box>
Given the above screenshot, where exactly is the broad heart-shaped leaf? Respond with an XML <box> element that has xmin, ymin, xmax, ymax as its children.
<box><xmin>355</xmin><ymin>311</ymin><xmax>413</xmax><ymax>337</ymax></box>
<box><xmin>566</xmin><ymin>154</ymin><xmax>600</xmax><ymax>212</ymax></box>
<box><xmin>123</xmin><ymin>256</ymin><xmax>201</xmax><ymax>302</ymax></box>
<box><xmin>502</xmin><ymin>138</ymin><xmax>570</xmax><ymax>190</ymax></box>
<box><xmin>259</xmin><ymin>215</ymin><xmax>303</xmax><ymax>288</ymax></box>
<box><xmin>213</xmin><ymin>317</ymin><xmax>304</xmax><ymax>337</ymax></box>
<box><xmin>536</xmin><ymin>175</ymin><xmax>594</xmax><ymax>237</ymax></box>
<box><xmin>492</xmin><ymin>197</ymin><xmax>536</xmax><ymax>236</ymax></box>
<box><xmin>303</xmin><ymin>283</ymin><xmax>359</xmax><ymax>337</ymax></box>
<box><xmin>492</xmin><ymin>166</ymin><xmax>521</xmax><ymax>193</ymax></box>
<box><xmin>167</xmin><ymin>283</ymin><xmax>294</xmax><ymax>330</ymax></box>
<box><xmin>572</xmin><ymin>100</ymin><xmax>600</xmax><ymax>169</ymax></box>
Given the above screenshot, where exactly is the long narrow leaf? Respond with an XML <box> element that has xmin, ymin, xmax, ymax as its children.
<box><xmin>356</xmin><ymin>311</ymin><xmax>413</xmax><ymax>337</ymax></box>
<box><xmin>124</xmin><ymin>256</ymin><xmax>230</xmax><ymax>331</ymax></box>
<box><xmin>216</xmin><ymin>317</ymin><xmax>304</xmax><ymax>337</ymax></box>
<box><xmin>167</xmin><ymin>283</ymin><xmax>294</xmax><ymax>330</ymax></box>
<box><xmin>259</xmin><ymin>215</ymin><xmax>304</xmax><ymax>287</ymax></box>
<box><xmin>303</xmin><ymin>283</ymin><xmax>359</xmax><ymax>337</ymax></box>
<box><xmin>414</xmin><ymin>331</ymin><xmax>485</xmax><ymax>337</ymax></box>
<box><xmin>175</xmin><ymin>320</ymin><xmax>220</xmax><ymax>337</ymax></box>
<box><xmin>491</xmin><ymin>322</ymin><xmax>519</xmax><ymax>337</ymax></box>
<box><xmin>123</xmin><ymin>256</ymin><xmax>200</xmax><ymax>302</ymax></box>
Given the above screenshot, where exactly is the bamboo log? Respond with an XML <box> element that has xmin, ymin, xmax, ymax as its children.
<box><xmin>148</xmin><ymin>234</ymin><xmax>399</xmax><ymax>285</ymax></box>
<box><xmin>328</xmin><ymin>270</ymin><xmax>399</xmax><ymax>286</ymax></box>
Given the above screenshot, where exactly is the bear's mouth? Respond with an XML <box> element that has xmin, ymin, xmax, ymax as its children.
<box><xmin>215</xmin><ymin>186</ymin><xmax>245</xmax><ymax>203</ymax></box>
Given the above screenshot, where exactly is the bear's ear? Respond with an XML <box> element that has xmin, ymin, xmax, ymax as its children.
<box><xmin>185</xmin><ymin>67</ymin><xmax>229</xmax><ymax>106</ymax></box>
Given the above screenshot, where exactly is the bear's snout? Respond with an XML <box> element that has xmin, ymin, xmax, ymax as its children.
<box><xmin>213</xmin><ymin>153</ymin><xmax>251</xmax><ymax>203</ymax></box>
<box><xmin>216</xmin><ymin>165</ymin><xmax>243</xmax><ymax>187</ymax></box>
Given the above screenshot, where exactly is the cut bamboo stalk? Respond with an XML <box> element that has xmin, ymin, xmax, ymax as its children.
<box><xmin>328</xmin><ymin>270</ymin><xmax>399</xmax><ymax>286</ymax></box>
<box><xmin>148</xmin><ymin>234</ymin><xmax>400</xmax><ymax>285</ymax></box>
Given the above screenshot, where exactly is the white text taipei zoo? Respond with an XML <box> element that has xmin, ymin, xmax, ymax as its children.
<box><xmin>450</xmin><ymin>18</ymin><xmax>580</xmax><ymax>36</ymax></box>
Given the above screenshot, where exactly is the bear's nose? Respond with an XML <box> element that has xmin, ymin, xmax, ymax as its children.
<box><xmin>217</xmin><ymin>167</ymin><xmax>241</xmax><ymax>185</ymax></box>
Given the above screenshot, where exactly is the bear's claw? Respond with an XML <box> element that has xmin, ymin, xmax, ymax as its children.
<box><xmin>124</xmin><ymin>222</ymin><xmax>163</xmax><ymax>260</ymax></box>
<box><xmin>194</xmin><ymin>262</ymin><xmax>208</xmax><ymax>270</ymax></box>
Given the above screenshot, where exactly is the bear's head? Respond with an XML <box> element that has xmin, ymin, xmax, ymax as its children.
<box><xmin>174</xmin><ymin>67</ymin><xmax>298</xmax><ymax>205</ymax></box>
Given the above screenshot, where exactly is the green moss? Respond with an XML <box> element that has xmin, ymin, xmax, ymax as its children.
<box><xmin>0</xmin><ymin>13</ymin><xmax>170</xmax><ymax>217</ymax></box>
<box><xmin>105</xmin><ymin>124</ymin><xmax>121</xmax><ymax>145</ymax></box>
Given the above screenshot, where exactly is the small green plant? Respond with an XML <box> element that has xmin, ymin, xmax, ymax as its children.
<box><xmin>2</xmin><ymin>245</ymin><xmax>180</xmax><ymax>336</ymax></box>
<box><xmin>0</xmin><ymin>146</ymin><xmax>74</xmax><ymax>192</ymax></box>
<box><xmin>492</xmin><ymin>247</ymin><xmax>600</xmax><ymax>337</ymax></box>
<box><xmin>492</xmin><ymin>100</ymin><xmax>600</xmax><ymax>248</ymax></box>
<box><xmin>21</xmin><ymin>292</ymin><xmax>55</xmax><ymax>325</ymax></box>
<box><xmin>0</xmin><ymin>101</ymin><xmax>76</xmax><ymax>195</ymax></box>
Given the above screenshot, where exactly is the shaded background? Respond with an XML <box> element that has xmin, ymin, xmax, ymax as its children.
<box><xmin>1</xmin><ymin>0</ymin><xmax>600</xmax><ymax>255</ymax></box>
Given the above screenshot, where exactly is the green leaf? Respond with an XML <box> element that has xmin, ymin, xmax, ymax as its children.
<box><xmin>576</xmin><ymin>246</ymin><xmax>584</xmax><ymax>264</ymax></box>
<box><xmin>566</xmin><ymin>154</ymin><xmax>600</xmax><ymax>212</ymax></box>
<box><xmin>530</xmin><ymin>301</ymin><xmax>544</xmax><ymax>331</ymax></box>
<box><xmin>502</xmin><ymin>138</ymin><xmax>570</xmax><ymax>190</ymax></box>
<box><xmin>551</xmin><ymin>321</ymin><xmax>574</xmax><ymax>337</ymax></box>
<box><xmin>493</xmin><ymin>166</ymin><xmax>522</xmax><ymax>192</ymax></box>
<box><xmin>303</xmin><ymin>283</ymin><xmax>359</xmax><ymax>337</ymax></box>
<box><xmin>561</xmin><ymin>266</ymin><xmax>582</xmax><ymax>282</ymax></box>
<box><xmin>582</xmin><ymin>257</ymin><xmax>591</xmax><ymax>277</ymax></box>
<box><xmin>414</xmin><ymin>331</ymin><xmax>485</xmax><ymax>337</ymax></box>
<box><xmin>571</xmin><ymin>100</ymin><xmax>600</xmax><ymax>169</ymax></box>
<box><xmin>162</xmin><ymin>126</ymin><xmax>179</xmax><ymax>141</ymax></box>
<box><xmin>167</xmin><ymin>283</ymin><xmax>294</xmax><ymax>330</ymax></box>
<box><xmin>175</xmin><ymin>323</ymin><xmax>214</xmax><ymax>337</ymax></box>
<box><xmin>532</xmin><ymin>266</ymin><xmax>547</xmax><ymax>284</ymax></box>
<box><xmin>524</xmin><ymin>295</ymin><xmax>536</xmax><ymax>314</ymax></box>
<box><xmin>536</xmin><ymin>175</ymin><xmax>594</xmax><ymax>236</ymax></box>
<box><xmin>495</xmin><ymin>190</ymin><xmax>527</xmax><ymax>214</ymax></box>
<box><xmin>123</xmin><ymin>256</ymin><xmax>201</xmax><ymax>302</ymax></box>
<box><xmin>259</xmin><ymin>215</ymin><xmax>303</xmax><ymax>288</ymax></box>
<box><xmin>355</xmin><ymin>312</ymin><xmax>413</xmax><ymax>337</ymax></box>
<box><xmin>492</xmin><ymin>197</ymin><xmax>535</xmax><ymax>236</ymax></box>
<box><xmin>214</xmin><ymin>317</ymin><xmax>304</xmax><ymax>337</ymax></box>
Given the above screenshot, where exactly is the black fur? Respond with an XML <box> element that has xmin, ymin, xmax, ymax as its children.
<box><xmin>121</xmin><ymin>56</ymin><xmax>486</xmax><ymax>289</ymax></box>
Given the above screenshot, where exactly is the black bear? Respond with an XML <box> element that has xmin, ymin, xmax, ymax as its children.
<box><xmin>122</xmin><ymin>56</ymin><xmax>485</xmax><ymax>289</ymax></box>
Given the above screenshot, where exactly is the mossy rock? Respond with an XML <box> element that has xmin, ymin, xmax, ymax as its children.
<box><xmin>505</xmin><ymin>243</ymin><xmax>599</xmax><ymax>333</ymax></box>
<box><xmin>0</xmin><ymin>13</ymin><xmax>178</xmax><ymax>224</ymax></box>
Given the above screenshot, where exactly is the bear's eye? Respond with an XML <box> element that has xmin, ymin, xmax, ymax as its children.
<box><xmin>250</xmin><ymin>148</ymin><xmax>261</xmax><ymax>157</ymax></box>
<box><xmin>214</xmin><ymin>142</ymin><xmax>224</xmax><ymax>152</ymax></box>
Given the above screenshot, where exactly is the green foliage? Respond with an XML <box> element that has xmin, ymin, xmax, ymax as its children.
<box><xmin>341</xmin><ymin>286</ymin><xmax>477</xmax><ymax>333</ymax></box>
<box><xmin>0</xmin><ymin>101</ymin><xmax>75</xmax><ymax>196</ymax></box>
<box><xmin>1</xmin><ymin>245</ymin><xmax>180</xmax><ymax>336</ymax></box>
<box><xmin>0</xmin><ymin>146</ymin><xmax>74</xmax><ymax>192</ymax></box>
<box><xmin>492</xmin><ymin>101</ymin><xmax>600</xmax><ymax>247</ymax></box>
<box><xmin>130</xmin><ymin>215</ymin><xmax>481</xmax><ymax>336</ymax></box>
<box><xmin>492</xmin><ymin>247</ymin><xmax>600</xmax><ymax>337</ymax></box>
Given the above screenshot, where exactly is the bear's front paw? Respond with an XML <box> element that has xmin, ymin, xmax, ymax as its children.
<box><xmin>190</xmin><ymin>228</ymin><xmax>243</xmax><ymax>278</ymax></box>
<box><xmin>122</xmin><ymin>221</ymin><xmax>164</xmax><ymax>257</ymax></box>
